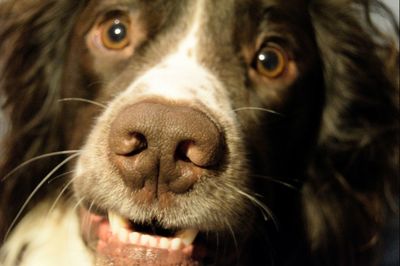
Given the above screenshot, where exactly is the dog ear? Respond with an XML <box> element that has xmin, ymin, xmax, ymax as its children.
<box><xmin>0</xmin><ymin>0</ymin><xmax>85</xmax><ymax>241</ymax></box>
<box><xmin>303</xmin><ymin>1</ymin><xmax>399</xmax><ymax>265</ymax></box>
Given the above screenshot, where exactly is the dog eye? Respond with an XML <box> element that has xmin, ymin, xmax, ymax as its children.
<box><xmin>100</xmin><ymin>18</ymin><xmax>130</xmax><ymax>50</ymax></box>
<box><xmin>255</xmin><ymin>45</ymin><xmax>287</xmax><ymax>78</ymax></box>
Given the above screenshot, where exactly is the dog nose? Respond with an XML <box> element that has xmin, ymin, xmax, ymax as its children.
<box><xmin>108</xmin><ymin>102</ymin><xmax>225</xmax><ymax>194</ymax></box>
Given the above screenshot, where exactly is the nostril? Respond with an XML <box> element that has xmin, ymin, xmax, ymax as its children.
<box><xmin>186</xmin><ymin>142</ymin><xmax>212</xmax><ymax>167</ymax></box>
<box><xmin>176</xmin><ymin>140</ymin><xmax>221</xmax><ymax>167</ymax></box>
<box><xmin>113</xmin><ymin>132</ymin><xmax>147</xmax><ymax>156</ymax></box>
<box><xmin>175</xmin><ymin>141</ymin><xmax>194</xmax><ymax>163</ymax></box>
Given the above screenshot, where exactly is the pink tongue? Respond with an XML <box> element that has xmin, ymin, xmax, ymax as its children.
<box><xmin>97</xmin><ymin>236</ymin><xmax>199</xmax><ymax>266</ymax></box>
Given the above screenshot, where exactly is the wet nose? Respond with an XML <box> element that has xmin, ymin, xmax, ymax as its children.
<box><xmin>108</xmin><ymin>102</ymin><xmax>225</xmax><ymax>194</ymax></box>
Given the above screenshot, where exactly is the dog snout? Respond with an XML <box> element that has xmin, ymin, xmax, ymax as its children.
<box><xmin>108</xmin><ymin>101</ymin><xmax>225</xmax><ymax>194</ymax></box>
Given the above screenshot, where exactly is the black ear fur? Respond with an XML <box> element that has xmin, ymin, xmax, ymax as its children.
<box><xmin>303</xmin><ymin>1</ymin><xmax>399</xmax><ymax>265</ymax></box>
<box><xmin>0</xmin><ymin>0</ymin><xmax>86</xmax><ymax>241</ymax></box>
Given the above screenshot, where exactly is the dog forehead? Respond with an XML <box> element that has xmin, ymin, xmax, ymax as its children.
<box><xmin>154</xmin><ymin>0</ymin><xmax>306</xmax><ymax>62</ymax></box>
<box><xmin>167</xmin><ymin>0</ymin><xmax>238</xmax><ymax>60</ymax></box>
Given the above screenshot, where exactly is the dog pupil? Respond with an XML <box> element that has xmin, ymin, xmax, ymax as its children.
<box><xmin>108</xmin><ymin>22</ymin><xmax>126</xmax><ymax>43</ymax></box>
<box><xmin>259</xmin><ymin>50</ymin><xmax>279</xmax><ymax>71</ymax></box>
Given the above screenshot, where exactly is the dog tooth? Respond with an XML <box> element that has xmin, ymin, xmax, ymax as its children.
<box><xmin>117</xmin><ymin>229</ymin><xmax>129</xmax><ymax>243</ymax></box>
<box><xmin>148</xmin><ymin>236</ymin><xmax>158</xmax><ymax>248</ymax></box>
<box><xmin>170</xmin><ymin>238</ymin><xmax>183</xmax><ymax>250</ymax></box>
<box><xmin>108</xmin><ymin>211</ymin><xmax>129</xmax><ymax>234</ymax></box>
<box><xmin>176</xmin><ymin>229</ymin><xmax>199</xmax><ymax>245</ymax></box>
<box><xmin>159</xmin><ymin>237</ymin><xmax>170</xmax><ymax>249</ymax></box>
<box><xmin>129</xmin><ymin>232</ymin><xmax>140</xmax><ymax>244</ymax></box>
<box><xmin>140</xmin><ymin>234</ymin><xmax>150</xmax><ymax>246</ymax></box>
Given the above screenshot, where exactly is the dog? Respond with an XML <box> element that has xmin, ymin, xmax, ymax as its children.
<box><xmin>0</xmin><ymin>0</ymin><xmax>398</xmax><ymax>265</ymax></box>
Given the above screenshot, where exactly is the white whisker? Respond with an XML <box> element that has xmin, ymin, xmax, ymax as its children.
<box><xmin>1</xmin><ymin>150</ymin><xmax>80</xmax><ymax>182</ymax></box>
<box><xmin>227</xmin><ymin>184</ymin><xmax>279</xmax><ymax>230</ymax></box>
<box><xmin>252</xmin><ymin>174</ymin><xmax>301</xmax><ymax>191</ymax></box>
<box><xmin>215</xmin><ymin>231</ymin><xmax>220</xmax><ymax>261</ymax></box>
<box><xmin>67</xmin><ymin>197</ymin><xmax>86</xmax><ymax>236</ymax></box>
<box><xmin>47</xmin><ymin>170</ymin><xmax>75</xmax><ymax>184</ymax></box>
<box><xmin>85</xmin><ymin>200</ymin><xmax>96</xmax><ymax>238</ymax></box>
<box><xmin>225</xmin><ymin>219</ymin><xmax>239</xmax><ymax>261</ymax></box>
<box><xmin>46</xmin><ymin>175</ymin><xmax>76</xmax><ymax>218</ymax></box>
<box><xmin>233</xmin><ymin>106</ymin><xmax>283</xmax><ymax>116</ymax></box>
<box><xmin>58</xmin><ymin>98</ymin><xmax>106</xmax><ymax>109</ymax></box>
<box><xmin>4</xmin><ymin>153</ymin><xmax>80</xmax><ymax>241</ymax></box>
<box><xmin>72</xmin><ymin>197</ymin><xmax>86</xmax><ymax>212</ymax></box>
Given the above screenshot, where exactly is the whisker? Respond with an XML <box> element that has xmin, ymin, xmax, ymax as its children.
<box><xmin>233</xmin><ymin>107</ymin><xmax>283</xmax><ymax>116</ymax></box>
<box><xmin>252</xmin><ymin>174</ymin><xmax>301</xmax><ymax>191</ymax></box>
<box><xmin>69</xmin><ymin>197</ymin><xmax>88</xmax><ymax>238</ymax></box>
<box><xmin>46</xmin><ymin>175</ymin><xmax>76</xmax><ymax>218</ymax></box>
<box><xmin>384</xmin><ymin>181</ymin><xmax>398</xmax><ymax>213</ymax></box>
<box><xmin>58</xmin><ymin>98</ymin><xmax>106</xmax><ymax>109</ymax></box>
<box><xmin>215</xmin><ymin>231</ymin><xmax>220</xmax><ymax>264</ymax></box>
<box><xmin>72</xmin><ymin>197</ymin><xmax>86</xmax><ymax>212</ymax></box>
<box><xmin>85</xmin><ymin>200</ymin><xmax>96</xmax><ymax>238</ymax></box>
<box><xmin>65</xmin><ymin>196</ymin><xmax>87</xmax><ymax>235</ymax></box>
<box><xmin>225</xmin><ymin>219</ymin><xmax>239</xmax><ymax>265</ymax></box>
<box><xmin>1</xmin><ymin>150</ymin><xmax>81</xmax><ymax>182</ymax></box>
<box><xmin>47</xmin><ymin>170</ymin><xmax>75</xmax><ymax>184</ymax></box>
<box><xmin>87</xmin><ymin>200</ymin><xmax>95</xmax><ymax>213</ymax></box>
<box><xmin>228</xmin><ymin>185</ymin><xmax>279</xmax><ymax>230</ymax></box>
<box><xmin>4</xmin><ymin>153</ymin><xmax>80</xmax><ymax>241</ymax></box>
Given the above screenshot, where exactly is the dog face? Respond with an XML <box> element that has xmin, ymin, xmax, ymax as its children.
<box><xmin>66</xmin><ymin>1</ymin><xmax>322</xmax><ymax>264</ymax></box>
<box><xmin>0</xmin><ymin>0</ymin><xmax>398</xmax><ymax>265</ymax></box>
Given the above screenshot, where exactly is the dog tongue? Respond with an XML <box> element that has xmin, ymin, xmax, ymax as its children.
<box><xmin>97</xmin><ymin>236</ymin><xmax>199</xmax><ymax>266</ymax></box>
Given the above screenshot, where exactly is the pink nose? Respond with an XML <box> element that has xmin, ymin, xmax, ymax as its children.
<box><xmin>108</xmin><ymin>102</ymin><xmax>225</xmax><ymax>194</ymax></box>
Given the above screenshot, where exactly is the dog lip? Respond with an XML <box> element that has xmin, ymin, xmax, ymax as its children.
<box><xmin>80</xmin><ymin>208</ymin><xmax>205</xmax><ymax>265</ymax></box>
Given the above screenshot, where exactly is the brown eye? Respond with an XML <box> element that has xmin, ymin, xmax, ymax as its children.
<box><xmin>100</xmin><ymin>18</ymin><xmax>130</xmax><ymax>50</ymax></box>
<box><xmin>255</xmin><ymin>45</ymin><xmax>287</xmax><ymax>78</ymax></box>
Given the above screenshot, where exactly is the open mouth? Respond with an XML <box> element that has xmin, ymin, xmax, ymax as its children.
<box><xmin>80</xmin><ymin>208</ymin><xmax>207</xmax><ymax>265</ymax></box>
